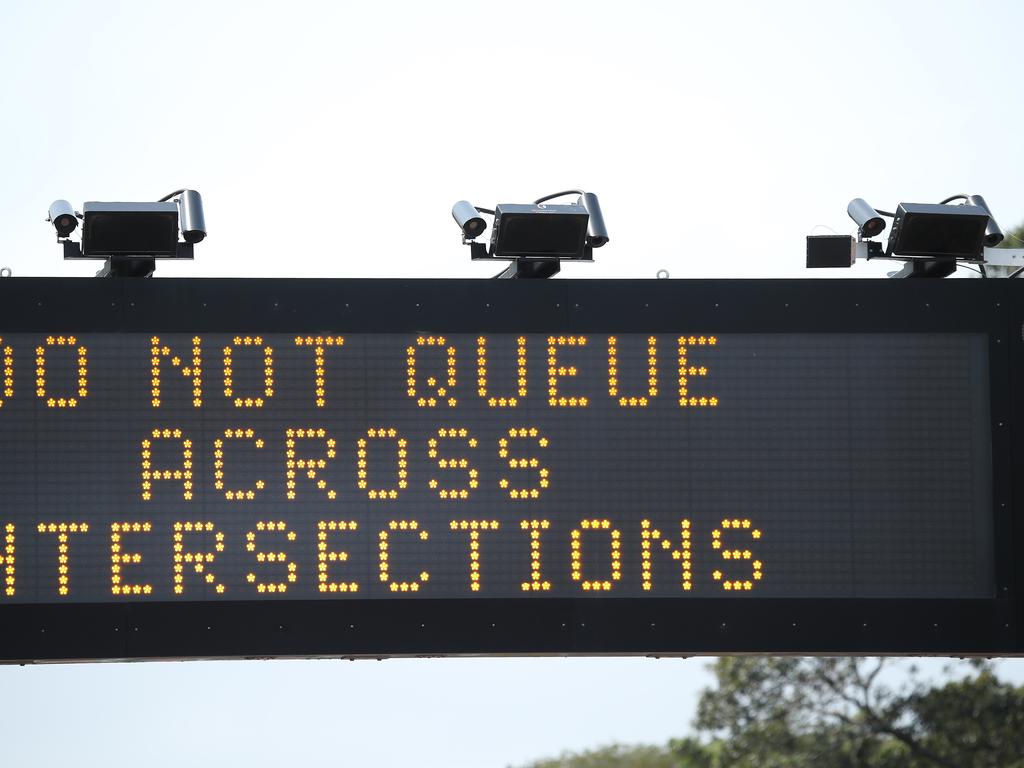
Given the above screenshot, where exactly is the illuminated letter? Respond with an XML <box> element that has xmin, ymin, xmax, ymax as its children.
<box><xmin>450</xmin><ymin>520</ymin><xmax>499</xmax><ymax>592</ymax></box>
<box><xmin>677</xmin><ymin>335</ymin><xmax>718</xmax><ymax>407</ymax></box>
<box><xmin>316</xmin><ymin>521</ymin><xmax>359</xmax><ymax>593</ymax></box>
<box><xmin>0</xmin><ymin>340</ymin><xmax>12</xmax><ymax>408</ymax></box>
<box><xmin>498</xmin><ymin>427</ymin><xmax>549</xmax><ymax>500</ymax></box>
<box><xmin>357</xmin><ymin>428</ymin><xmax>408</xmax><ymax>500</ymax></box>
<box><xmin>570</xmin><ymin>519</ymin><xmax>622</xmax><ymax>591</ymax></box>
<box><xmin>519</xmin><ymin>520</ymin><xmax>551</xmax><ymax>591</ymax></box>
<box><xmin>1</xmin><ymin>524</ymin><xmax>13</xmax><ymax>596</ymax></box>
<box><xmin>110</xmin><ymin>522</ymin><xmax>153</xmax><ymax>596</ymax></box>
<box><xmin>477</xmin><ymin>336</ymin><xmax>526</xmax><ymax>407</ymax></box>
<box><xmin>245</xmin><ymin>521</ymin><xmax>297</xmax><ymax>593</ymax></box>
<box><xmin>172</xmin><ymin>521</ymin><xmax>226</xmax><ymax>595</ymax></box>
<box><xmin>37</xmin><ymin>522</ymin><xmax>88</xmax><ymax>597</ymax></box>
<box><xmin>608</xmin><ymin>336</ymin><xmax>657</xmax><ymax>407</ymax></box>
<box><xmin>547</xmin><ymin>335</ymin><xmax>588</xmax><ymax>407</ymax></box>
<box><xmin>214</xmin><ymin>428</ymin><xmax>266</xmax><ymax>500</ymax></box>
<box><xmin>285</xmin><ymin>428</ymin><xmax>337</xmax><ymax>500</ymax></box>
<box><xmin>223</xmin><ymin>335</ymin><xmax>274</xmax><ymax>408</ymax></box>
<box><xmin>36</xmin><ymin>335</ymin><xmax>88</xmax><ymax>408</ymax></box>
<box><xmin>428</xmin><ymin>427</ymin><xmax>478</xmax><ymax>500</ymax></box>
<box><xmin>640</xmin><ymin>520</ymin><xmax>692</xmax><ymax>591</ymax></box>
<box><xmin>141</xmin><ymin>428</ymin><xmax>194</xmax><ymax>501</ymax></box>
<box><xmin>378</xmin><ymin>521</ymin><xmax>430</xmax><ymax>592</ymax></box>
<box><xmin>150</xmin><ymin>336</ymin><xmax>202</xmax><ymax>407</ymax></box>
<box><xmin>294</xmin><ymin>336</ymin><xmax>344</xmax><ymax>407</ymax></box>
<box><xmin>711</xmin><ymin>518</ymin><xmax>763</xmax><ymax>591</ymax></box>
<box><xmin>407</xmin><ymin>335</ymin><xmax>457</xmax><ymax>407</ymax></box>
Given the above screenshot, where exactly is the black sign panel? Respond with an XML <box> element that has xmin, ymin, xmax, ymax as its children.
<box><xmin>0</xmin><ymin>278</ymin><xmax>1019</xmax><ymax>660</ymax></box>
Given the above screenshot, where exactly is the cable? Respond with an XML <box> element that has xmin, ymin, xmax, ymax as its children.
<box><xmin>958</xmin><ymin>264</ymin><xmax>985</xmax><ymax>277</ymax></box>
<box><xmin>940</xmin><ymin>194</ymin><xmax>969</xmax><ymax>205</ymax></box>
<box><xmin>158</xmin><ymin>189</ymin><xmax>187</xmax><ymax>202</ymax></box>
<box><xmin>474</xmin><ymin>207</ymin><xmax>495</xmax><ymax>216</ymax></box>
<box><xmin>809</xmin><ymin>224</ymin><xmax>841</xmax><ymax>236</ymax></box>
<box><xmin>875</xmin><ymin>209</ymin><xmax>895</xmax><ymax>217</ymax></box>
<box><xmin>533</xmin><ymin>190</ymin><xmax>584</xmax><ymax>205</ymax></box>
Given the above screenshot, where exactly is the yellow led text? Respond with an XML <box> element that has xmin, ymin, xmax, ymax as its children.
<box><xmin>427</xmin><ymin>427</ymin><xmax>478</xmax><ymax>500</ymax></box>
<box><xmin>294</xmin><ymin>335</ymin><xmax>344</xmax><ymax>407</ymax></box>
<box><xmin>285</xmin><ymin>428</ymin><xmax>337</xmax><ymax>500</ymax></box>
<box><xmin>214</xmin><ymin>428</ymin><xmax>266</xmax><ymax>500</ymax></box>
<box><xmin>519</xmin><ymin>519</ymin><xmax>551</xmax><ymax>591</ymax></box>
<box><xmin>173</xmin><ymin>521</ymin><xmax>226</xmax><ymax>595</ymax></box>
<box><xmin>316</xmin><ymin>520</ymin><xmax>359</xmax><ymax>593</ymax></box>
<box><xmin>110</xmin><ymin>522</ymin><xmax>153</xmax><ymax>596</ymax></box>
<box><xmin>378</xmin><ymin>520</ymin><xmax>430</xmax><ymax>592</ymax></box>
<box><xmin>141</xmin><ymin>428</ymin><xmax>194</xmax><ymax>501</ymax></box>
<box><xmin>641</xmin><ymin>519</ymin><xmax>692</xmax><ymax>591</ymax></box>
<box><xmin>450</xmin><ymin>520</ymin><xmax>499</xmax><ymax>591</ymax></box>
<box><xmin>0</xmin><ymin>339</ymin><xmax>12</xmax><ymax>408</ymax></box>
<box><xmin>608</xmin><ymin>336</ymin><xmax>658</xmax><ymax>406</ymax></box>
<box><xmin>1</xmin><ymin>523</ymin><xmax>13</xmax><ymax>596</ymax></box>
<box><xmin>357</xmin><ymin>428</ymin><xmax>408</xmax><ymax>500</ymax></box>
<box><xmin>37</xmin><ymin>521</ymin><xmax>88</xmax><ymax>597</ymax></box>
<box><xmin>711</xmin><ymin>518</ymin><xmax>762</xmax><ymax>591</ymax></box>
<box><xmin>547</xmin><ymin>335</ymin><xmax>588</xmax><ymax>407</ymax></box>
<box><xmin>570</xmin><ymin>519</ymin><xmax>622</xmax><ymax>591</ymax></box>
<box><xmin>150</xmin><ymin>335</ymin><xmax>202</xmax><ymax>407</ymax></box>
<box><xmin>477</xmin><ymin>335</ymin><xmax>527</xmax><ymax>407</ymax></box>
<box><xmin>245</xmin><ymin>521</ymin><xmax>298</xmax><ymax>593</ymax></box>
<box><xmin>223</xmin><ymin>335</ymin><xmax>274</xmax><ymax>408</ymax></box>
<box><xmin>498</xmin><ymin>427</ymin><xmax>549</xmax><ymax>500</ymax></box>
<box><xmin>677</xmin><ymin>335</ymin><xmax>718</xmax><ymax>408</ymax></box>
<box><xmin>408</xmin><ymin>335</ymin><xmax>457</xmax><ymax>407</ymax></box>
<box><xmin>36</xmin><ymin>335</ymin><xmax>88</xmax><ymax>408</ymax></box>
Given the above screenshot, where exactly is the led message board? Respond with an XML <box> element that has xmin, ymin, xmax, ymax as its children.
<box><xmin>0</xmin><ymin>278</ymin><xmax>1020</xmax><ymax>661</ymax></box>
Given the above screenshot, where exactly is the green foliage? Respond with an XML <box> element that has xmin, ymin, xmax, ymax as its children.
<box><xmin>512</xmin><ymin>743</ymin><xmax>680</xmax><ymax>768</ymax></box>
<box><xmin>907</xmin><ymin>668</ymin><xmax>1024</xmax><ymax>767</ymax></box>
<box><xmin>512</xmin><ymin>658</ymin><xmax>1024</xmax><ymax>768</ymax></box>
<box><xmin>686</xmin><ymin>658</ymin><xmax>1024</xmax><ymax>768</ymax></box>
<box><xmin>996</xmin><ymin>220</ymin><xmax>1024</xmax><ymax>248</ymax></box>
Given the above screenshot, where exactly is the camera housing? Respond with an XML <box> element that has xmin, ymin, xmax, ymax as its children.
<box><xmin>966</xmin><ymin>194</ymin><xmax>1003</xmax><ymax>247</ymax></box>
<box><xmin>451</xmin><ymin>200</ymin><xmax>487</xmax><ymax>240</ymax></box>
<box><xmin>846</xmin><ymin>198</ymin><xmax>886</xmax><ymax>238</ymax></box>
<box><xmin>47</xmin><ymin>199</ymin><xmax>79</xmax><ymax>238</ymax></box>
<box><xmin>886</xmin><ymin>203</ymin><xmax>989</xmax><ymax>260</ymax></box>
<box><xmin>177</xmin><ymin>189</ymin><xmax>207</xmax><ymax>244</ymax></box>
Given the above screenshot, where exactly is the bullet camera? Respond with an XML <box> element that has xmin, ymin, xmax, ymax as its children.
<box><xmin>47</xmin><ymin>199</ymin><xmax>80</xmax><ymax>238</ymax></box>
<box><xmin>966</xmin><ymin>194</ymin><xmax>1004</xmax><ymax>247</ymax></box>
<box><xmin>846</xmin><ymin>198</ymin><xmax>885</xmax><ymax>239</ymax></box>
<box><xmin>177</xmin><ymin>189</ymin><xmax>207</xmax><ymax>244</ymax></box>
<box><xmin>451</xmin><ymin>200</ymin><xmax>487</xmax><ymax>240</ymax></box>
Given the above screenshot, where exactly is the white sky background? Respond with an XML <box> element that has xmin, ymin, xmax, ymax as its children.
<box><xmin>1</xmin><ymin>1</ymin><xmax>1023</xmax><ymax>766</ymax></box>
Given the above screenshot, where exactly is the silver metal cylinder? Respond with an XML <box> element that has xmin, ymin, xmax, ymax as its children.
<box><xmin>178</xmin><ymin>190</ymin><xmax>207</xmax><ymax>243</ymax></box>
<box><xmin>582</xmin><ymin>192</ymin><xmax>609</xmax><ymax>247</ymax></box>
<box><xmin>452</xmin><ymin>200</ymin><xmax>486</xmax><ymax>239</ymax></box>
<box><xmin>48</xmin><ymin>199</ymin><xmax>78</xmax><ymax>238</ymax></box>
<box><xmin>847</xmin><ymin>198</ymin><xmax>885</xmax><ymax>238</ymax></box>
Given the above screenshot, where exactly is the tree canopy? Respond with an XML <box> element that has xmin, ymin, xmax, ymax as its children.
<box><xmin>995</xmin><ymin>219</ymin><xmax>1024</xmax><ymax>248</ymax></box>
<box><xmin>514</xmin><ymin>658</ymin><xmax>1024</xmax><ymax>768</ymax></box>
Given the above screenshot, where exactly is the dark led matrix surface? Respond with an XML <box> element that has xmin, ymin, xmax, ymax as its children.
<box><xmin>0</xmin><ymin>329</ymin><xmax>992</xmax><ymax>604</ymax></box>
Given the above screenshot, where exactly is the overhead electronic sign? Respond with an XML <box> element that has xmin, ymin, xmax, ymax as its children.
<box><xmin>0</xmin><ymin>278</ymin><xmax>1019</xmax><ymax>661</ymax></box>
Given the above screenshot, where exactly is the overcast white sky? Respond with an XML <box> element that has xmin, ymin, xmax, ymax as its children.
<box><xmin>1</xmin><ymin>2</ymin><xmax>1023</xmax><ymax>766</ymax></box>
